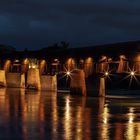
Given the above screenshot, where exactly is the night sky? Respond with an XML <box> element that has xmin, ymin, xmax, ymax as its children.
<box><xmin>0</xmin><ymin>0</ymin><xmax>140</xmax><ymax>50</ymax></box>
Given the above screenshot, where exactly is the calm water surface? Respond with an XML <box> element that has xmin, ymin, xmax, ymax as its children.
<box><xmin>0</xmin><ymin>88</ymin><xmax>140</xmax><ymax>139</ymax></box>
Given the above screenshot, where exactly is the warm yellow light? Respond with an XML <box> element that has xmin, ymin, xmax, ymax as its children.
<box><xmin>79</xmin><ymin>59</ymin><xmax>84</xmax><ymax>63</ymax></box>
<box><xmin>29</xmin><ymin>64</ymin><xmax>36</xmax><ymax>69</ymax></box>
<box><xmin>130</xmin><ymin>71</ymin><xmax>135</xmax><ymax>76</ymax></box>
<box><xmin>129</xmin><ymin>116</ymin><xmax>133</xmax><ymax>124</ymax></box>
<box><xmin>134</xmin><ymin>54</ymin><xmax>140</xmax><ymax>61</ymax></box>
<box><xmin>86</xmin><ymin>57</ymin><xmax>93</xmax><ymax>63</ymax></box>
<box><xmin>14</xmin><ymin>59</ymin><xmax>19</xmax><ymax>62</ymax></box>
<box><xmin>66</xmin><ymin>71</ymin><xmax>70</xmax><ymax>76</ymax></box>
<box><xmin>40</xmin><ymin>60</ymin><xmax>46</xmax><ymax>65</ymax></box>
<box><xmin>32</xmin><ymin>65</ymin><xmax>36</xmax><ymax>69</ymax></box>
<box><xmin>108</xmin><ymin>58</ymin><xmax>112</xmax><ymax>62</ymax></box>
<box><xmin>105</xmin><ymin>72</ymin><xmax>109</xmax><ymax>76</ymax></box>
<box><xmin>120</xmin><ymin>55</ymin><xmax>126</xmax><ymax>59</ymax></box>
<box><xmin>54</xmin><ymin>59</ymin><xmax>58</xmax><ymax>61</ymax></box>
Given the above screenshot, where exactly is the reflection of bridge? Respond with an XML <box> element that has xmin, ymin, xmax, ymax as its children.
<box><xmin>0</xmin><ymin>88</ymin><xmax>138</xmax><ymax>140</ymax></box>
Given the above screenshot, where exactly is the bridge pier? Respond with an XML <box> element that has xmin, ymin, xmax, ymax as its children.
<box><xmin>41</xmin><ymin>75</ymin><xmax>57</xmax><ymax>91</ymax></box>
<box><xmin>0</xmin><ymin>70</ymin><xmax>6</xmax><ymax>87</ymax></box>
<box><xmin>70</xmin><ymin>69</ymin><xmax>86</xmax><ymax>96</ymax></box>
<box><xmin>27</xmin><ymin>68</ymin><xmax>41</xmax><ymax>90</ymax></box>
<box><xmin>85</xmin><ymin>73</ymin><xmax>106</xmax><ymax>97</ymax></box>
<box><xmin>6</xmin><ymin>73</ymin><xmax>25</xmax><ymax>88</ymax></box>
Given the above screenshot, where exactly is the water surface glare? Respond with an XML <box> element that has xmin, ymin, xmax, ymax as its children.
<box><xmin>0</xmin><ymin>88</ymin><xmax>140</xmax><ymax>139</ymax></box>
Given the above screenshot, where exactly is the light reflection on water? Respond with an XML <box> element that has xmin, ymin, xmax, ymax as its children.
<box><xmin>1</xmin><ymin>88</ymin><xmax>140</xmax><ymax>139</ymax></box>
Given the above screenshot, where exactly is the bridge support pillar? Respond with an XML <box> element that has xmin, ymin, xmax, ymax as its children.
<box><xmin>0</xmin><ymin>70</ymin><xmax>6</xmax><ymax>87</ymax></box>
<box><xmin>70</xmin><ymin>69</ymin><xmax>86</xmax><ymax>96</ymax></box>
<box><xmin>41</xmin><ymin>75</ymin><xmax>57</xmax><ymax>91</ymax></box>
<box><xmin>99</xmin><ymin>77</ymin><xmax>105</xmax><ymax>97</ymax></box>
<box><xmin>27</xmin><ymin>68</ymin><xmax>41</xmax><ymax>90</ymax></box>
<box><xmin>6</xmin><ymin>73</ymin><xmax>25</xmax><ymax>88</ymax></box>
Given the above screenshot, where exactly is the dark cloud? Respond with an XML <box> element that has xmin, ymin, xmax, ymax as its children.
<box><xmin>0</xmin><ymin>0</ymin><xmax>140</xmax><ymax>50</ymax></box>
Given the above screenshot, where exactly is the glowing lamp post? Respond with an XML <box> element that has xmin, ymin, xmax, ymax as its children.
<box><xmin>130</xmin><ymin>71</ymin><xmax>135</xmax><ymax>76</ymax></box>
<box><xmin>105</xmin><ymin>72</ymin><xmax>109</xmax><ymax>77</ymax></box>
<box><xmin>66</xmin><ymin>71</ymin><xmax>70</xmax><ymax>76</ymax></box>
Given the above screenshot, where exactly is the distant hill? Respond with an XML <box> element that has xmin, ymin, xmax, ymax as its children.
<box><xmin>37</xmin><ymin>40</ymin><xmax>140</xmax><ymax>60</ymax></box>
<box><xmin>0</xmin><ymin>44</ymin><xmax>16</xmax><ymax>53</ymax></box>
<box><xmin>1</xmin><ymin>40</ymin><xmax>140</xmax><ymax>60</ymax></box>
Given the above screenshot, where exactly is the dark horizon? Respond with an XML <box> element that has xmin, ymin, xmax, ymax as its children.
<box><xmin>1</xmin><ymin>39</ymin><xmax>140</xmax><ymax>52</ymax></box>
<box><xmin>2</xmin><ymin>39</ymin><xmax>140</xmax><ymax>51</ymax></box>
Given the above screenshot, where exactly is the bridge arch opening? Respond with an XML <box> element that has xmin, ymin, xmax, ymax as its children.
<box><xmin>133</xmin><ymin>54</ymin><xmax>140</xmax><ymax>74</ymax></box>
<box><xmin>79</xmin><ymin>59</ymin><xmax>84</xmax><ymax>69</ymax></box>
<box><xmin>51</xmin><ymin>59</ymin><xmax>60</xmax><ymax>75</ymax></box>
<box><xmin>96</xmin><ymin>56</ymin><xmax>109</xmax><ymax>73</ymax></box>
<box><xmin>117</xmin><ymin>55</ymin><xmax>128</xmax><ymax>73</ymax></box>
<box><xmin>22</xmin><ymin>58</ymin><xmax>29</xmax><ymax>73</ymax></box>
<box><xmin>39</xmin><ymin>60</ymin><xmax>47</xmax><ymax>75</ymax></box>
<box><xmin>11</xmin><ymin>59</ymin><xmax>21</xmax><ymax>73</ymax></box>
<box><xmin>84</xmin><ymin>57</ymin><xmax>94</xmax><ymax>77</ymax></box>
<box><xmin>65</xmin><ymin>58</ymin><xmax>76</xmax><ymax>71</ymax></box>
<box><xmin>3</xmin><ymin>60</ymin><xmax>11</xmax><ymax>73</ymax></box>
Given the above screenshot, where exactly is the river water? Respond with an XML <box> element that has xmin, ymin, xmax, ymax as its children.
<box><xmin>0</xmin><ymin>88</ymin><xmax>140</xmax><ymax>140</ymax></box>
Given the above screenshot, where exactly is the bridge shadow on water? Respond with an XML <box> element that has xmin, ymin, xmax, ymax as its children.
<box><xmin>57</xmin><ymin>72</ymin><xmax>140</xmax><ymax>97</ymax></box>
<box><xmin>57</xmin><ymin>73</ymin><xmax>70</xmax><ymax>91</ymax></box>
<box><xmin>105</xmin><ymin>73</ymin><xmax>140</xmax><ymax>97</ymax></box>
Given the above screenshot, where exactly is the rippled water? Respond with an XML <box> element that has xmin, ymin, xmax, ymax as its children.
<box><xmin>0</xmin><ymin>88</ymin><xmax>140</xmax><ymax>139</ymax></box>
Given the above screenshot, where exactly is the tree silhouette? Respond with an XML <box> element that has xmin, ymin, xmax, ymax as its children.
<box><xmin>61</xmin><ymin>41</ymin><xmax>69</xmax><ymax>49</ymax></box>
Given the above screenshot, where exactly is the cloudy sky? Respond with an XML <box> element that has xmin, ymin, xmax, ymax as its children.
<box><xmin>0</xmin><ymin>0</ymin><xmax>140</xmax><ymax>50</ymax></box>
